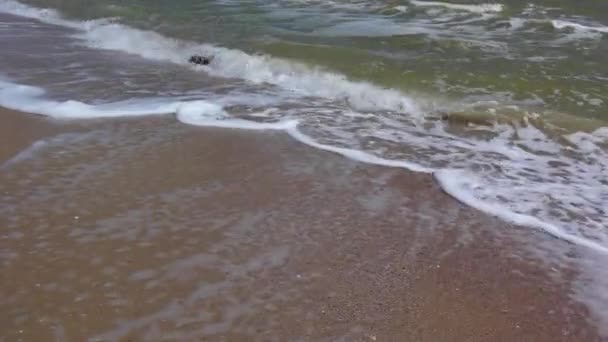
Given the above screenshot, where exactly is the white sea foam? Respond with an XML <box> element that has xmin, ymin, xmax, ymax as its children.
<box><xmin>0</xmin><ymin>80</ymin><xmax>182</xmax><ymax>118</ymax></box>
<box><xmin>286</xmin><ymin>126</ymin><xmax>433</xmax><ymax>173</ymax></box>
<box><xmin>564</xmin><ymin>127</ymin><xmax>608</xmax><ymax>152</ymax></box>
<box><xmin>0</xmin><ymin>0</ymin><xmax>63</xmax><ymax>23</ymax></box>
<box><xmin>0</xmin><ymin>79</ymin><xmax>266</xmax><ymax>124</ymax></box>
<box><xmin>409</xmin><ymin>1</ymin><xmax>504</xmax><ymax>14</ymax></box>
<box><xmin>508</xmin><ymin>17</ymin><xmax>526</xmax><ymax>30</ymax></box>
<box><xmin>393</xmin><ymin>5</ymin><xmax>408</xmax><ymax>13</ymax></box>
<box><xmin>177</xmin><ymin>102</ymin><xmax>299</xmax><ymax>130</ymax></box>
<box><xmin>552</xmin><ymin>19</ymin><xmax>608</xmax><ymax>34</ymax></box>
<box><xmin>0</xmin><ymin>77</ymin><xmax>308</xmax><ymax>136</ymax></box>
<box><xmin>435</xmin><ymin>169</ymin><xmax>608</xmax><ymax>254</ymax></box>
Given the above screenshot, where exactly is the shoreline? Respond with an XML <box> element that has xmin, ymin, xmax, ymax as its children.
<box><xmin>0</xmin><ymin>107</ymin><xmax>601</xmax><ymax>341</ymax></box>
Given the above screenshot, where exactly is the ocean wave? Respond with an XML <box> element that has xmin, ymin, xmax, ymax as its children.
<box><xmin>0</xmin><ymin>0</ymin><xmax>422</xmax><ymax>115</ymax></box>
<box><xmin>79</xmin><ymin>22</ymin><xmax>421</xmax><ymax>113</ymax></box>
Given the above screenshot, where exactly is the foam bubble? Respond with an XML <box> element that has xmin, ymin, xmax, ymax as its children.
<box><xmin>180</xmin><ymin>117</ymin><xmax>299</xmax><ymax>131</ymax></box>
<box><xmin>176</xmin><ymin>101</ymin><xmax>227</xmax><ymax>121</ymax></box>
<box><xmin>393</xmin><ymin>5</ymin><xmax>408</xmax><ymax>13</ymax></box>
<box><xmin>552</xmin><ymin>20</ymin><xmax>608</xmax><ymax>34</ymax></box>
<box><xmin>175</xmin><ymin>101</ymin><xmax>298</xmax><ymax>130</ymax></box>
<box><xmin>509</xmin><ymin>17</ymin><xmax>526</xmax><ymax>30</ymax></box>
<box><xmin>409</xmin><ymin>1</ymin><xmax>504</xmax><ymax>14</ymax></box>
<box><xmin>564</xmin><ymin>127</ymin><xmax>608</xmax><ymax>152</ymax></box>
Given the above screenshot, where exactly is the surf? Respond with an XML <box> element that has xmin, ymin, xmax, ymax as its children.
<box><xmin>1</xmin><ymin>0</ymin><xmax>608</xmax><ymax>260</ymax></box>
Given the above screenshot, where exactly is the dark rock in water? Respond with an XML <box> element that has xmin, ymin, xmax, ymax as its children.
<box><xmin>189</xmin><ymin>55</ymin><xmax>212</xmax><ymax>65</ymax></box>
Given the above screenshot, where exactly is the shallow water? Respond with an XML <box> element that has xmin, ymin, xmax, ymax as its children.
<box><xmin>2</xmin><ymin>116</ymin><xmax>600</xmax><ymax>341</ymax></box>
<box><xmin>1</xmin><ymin>0</ymin><xmax>608</xmax><ymax>337</ymax></box>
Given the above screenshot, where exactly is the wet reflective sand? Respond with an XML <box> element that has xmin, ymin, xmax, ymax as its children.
<box><xmin>0</xmin><ymin>109</ymin><xmax>600</xmax><ymax>341</ymax></box>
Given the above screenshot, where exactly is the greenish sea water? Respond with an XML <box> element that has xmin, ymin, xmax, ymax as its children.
<box><xmin>15</xmin><ymin>0</ymin><xmax>608</xmax><ymax>123</ymax></box>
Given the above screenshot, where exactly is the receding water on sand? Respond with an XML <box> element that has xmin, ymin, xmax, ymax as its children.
<box><xmin>0</xmin><ymin>110</ymin><xmax>604</xmax><ymax>340</ymax></box>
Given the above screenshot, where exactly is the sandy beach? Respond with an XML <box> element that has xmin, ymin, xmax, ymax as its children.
<box><xmin>0</xmin><ymin>107</ymin><xmax>601</xmax><ymax>341</ymax></box>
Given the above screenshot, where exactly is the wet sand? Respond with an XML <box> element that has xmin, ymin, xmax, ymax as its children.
<box><xmin>0</xmin><ymin>108</ymin><xmax>601</xmax><ymax>341</ymax></box>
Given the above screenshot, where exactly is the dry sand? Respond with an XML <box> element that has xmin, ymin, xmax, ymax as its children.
<box><xmin>0</xmin><ymin>108</ymin><xmax>601</xmax><ymax>341</ymax></box>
